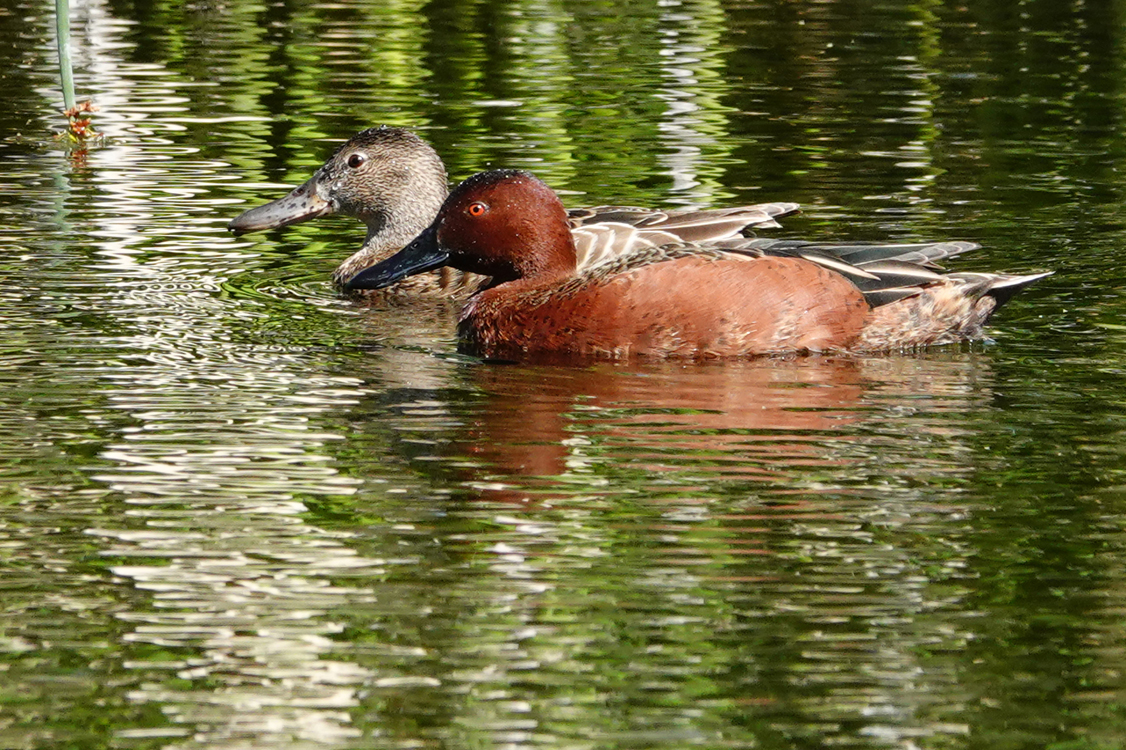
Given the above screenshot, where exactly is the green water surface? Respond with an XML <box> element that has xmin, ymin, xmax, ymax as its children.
<box><xmin>0</xmin><ymin>0</ymin><xmax>1123</xmax><ymax>748</ymax></box>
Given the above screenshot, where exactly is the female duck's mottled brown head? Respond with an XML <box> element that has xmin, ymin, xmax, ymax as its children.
<box><xmin>228</xmin><ymin>126</ymin><xmax>450</xmax><ymax>287</ymax></box>
<box><xmin>346</xmin><ymin>169</ymin><xmax>1050</xmax><ymax>361</ymax></box>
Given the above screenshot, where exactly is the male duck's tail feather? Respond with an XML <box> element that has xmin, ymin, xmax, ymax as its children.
<box><xmin>951</xmin><ymin>271</ymin><xmax>1055</xmax><ymax>309</ymax></box>
<box><xmin>855</xmin><ymin>270</ymin><xmax>1052</xmax><ymax>351</ymax></box>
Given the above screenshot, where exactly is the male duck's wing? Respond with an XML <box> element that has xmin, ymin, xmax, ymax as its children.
<box><xmin>570</xmin><ymin>235</ymin><xmax>1045</xmax><ymax>312</ymax></box>
<box><xmin>709</xmin><ymin>237</ymin><xmax>994</xmax><ymax>308</ymax></box>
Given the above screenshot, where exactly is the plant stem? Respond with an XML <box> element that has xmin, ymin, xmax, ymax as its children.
<box><xmin>56</xmin><ymin>0</ymin><xmax>75</xmax><ymax>113</ymax></box>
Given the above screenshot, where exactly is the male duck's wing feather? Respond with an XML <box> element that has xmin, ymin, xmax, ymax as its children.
<box><xmin>741</xmin><ymin>238</ymin><xmax>979</xmax><ymax>267</ymax></box>
<box><xmin>571</xmin><ymin>224</ymin><xmax>682</xmax><ymax>269</ymax></box>
<box><xmin>567</xmin><ymin>202</ymin><xmax>799</xmax><ymax>231</ymax></box>
<box><xmin>944</xmin><ymin>271</ymin><xmax>1054</xmax><ymax>307</ymax></box>
<box><xmin>568</xmin><ymin>203</ymin><xmax>801</xmax><ymax>269</ymax></box>
<box><xmin>842</xmin><ymin>260</ymin><xmax>945</xmax><ymax>291</ymax></box>
<box><xmin>841</xmin><ymin>240</ymin><xmax>978</xmax><ymax>267</ymax></box>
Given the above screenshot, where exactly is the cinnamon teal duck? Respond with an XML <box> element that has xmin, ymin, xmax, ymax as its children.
<box><xmin>343</xmin><ymin>169</ymin><xmax>1051</xmax><ymax>360</ymax></box>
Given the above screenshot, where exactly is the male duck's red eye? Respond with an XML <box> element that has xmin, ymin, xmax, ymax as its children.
<box><xmin>467</xmin><ymin>202</ymin><xmax>487</xmax><ymax>217</ymax></box>
<box><xmin>346</xmin><ymin>153</ymin><xmax>366</xmax><ymax>169</ymax></box>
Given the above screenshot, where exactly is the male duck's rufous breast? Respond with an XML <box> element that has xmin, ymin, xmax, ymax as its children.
<box><xmin>344</xmin><ymin>169</ymin><xmax>1051</xmax><ymax>361</ymax></box>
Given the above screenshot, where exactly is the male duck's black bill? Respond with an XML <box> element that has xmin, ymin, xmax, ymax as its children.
<box><xmin>343</xmin><ymin>225</ymin><xmax>450</xmax><ymax>292</ymax></box>
<box><xmin>227</xmin><ymin>177</ymin><xmax>334</xmax><ymax>235</ymax></box>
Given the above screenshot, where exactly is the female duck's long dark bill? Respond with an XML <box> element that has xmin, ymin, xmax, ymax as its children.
<box><xmin>227</xmin><ymin>178</ymin><xmax>334</xmax><ymax>235</ymax></box>
<box><xmin>343</xmin><ymin>226</ymin><xmax>450</xmax><ymax>291</ymax></box>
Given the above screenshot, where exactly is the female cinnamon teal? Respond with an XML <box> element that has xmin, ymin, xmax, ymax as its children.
<box><xmin>228</xmin><ymin>126</ymin><xmax>798</xmax><ymax>297</ymax></box>
<box><xmin>343</xmin><ymin>170</ymin><xmax>1050</xmax><ymax>360</ymax></box>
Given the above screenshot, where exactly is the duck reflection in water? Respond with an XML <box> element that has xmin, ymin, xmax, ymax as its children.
<box><xmin>437</xmin><ymin>356</ymin><xmax>992</xmax><ymax>506</ymax></box>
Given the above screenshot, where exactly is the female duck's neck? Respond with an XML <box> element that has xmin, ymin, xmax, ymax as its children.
<box><xmin>334</xmin><ymin>208</ymin><xmax>441</xmax><ymax>284</ymax></box>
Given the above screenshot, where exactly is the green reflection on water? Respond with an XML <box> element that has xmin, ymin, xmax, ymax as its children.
<box><xmin>0</xmin><ymin>0</ymin><xmax>1125</xmax><ymax>748</ymax></box>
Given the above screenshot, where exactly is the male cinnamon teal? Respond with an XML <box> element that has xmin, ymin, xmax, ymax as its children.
<box><xmin>344</xmin><ymin>169</ymin><xmax>1050</xmax><ymax>360</ymax></box>
<box><xmin>228</xmin><ymin>126</ymin><xmax>798</xmax><ymax>297</ymax></box>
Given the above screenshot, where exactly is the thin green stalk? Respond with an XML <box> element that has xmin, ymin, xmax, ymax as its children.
<box><xmin>56</xmin><ymin>0</ymin><xmax>75</xmax><ymax>113</ymax></box>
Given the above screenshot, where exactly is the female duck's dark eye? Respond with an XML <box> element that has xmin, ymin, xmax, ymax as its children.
<box><xmin>346</xmin><ymin>153</ymin><xmax>366</xmax><ymax>169</ymax></box>
<box><xmin>467</xmin><ymin>202</ymin><xmax>488</xmax><ymax>217</ymax></box>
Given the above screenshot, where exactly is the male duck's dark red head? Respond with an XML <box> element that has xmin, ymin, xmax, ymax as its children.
<box><xmin>344</xmin><ymin>169</ymin><xmax>578</xmax><ymax>292</ymax></box>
